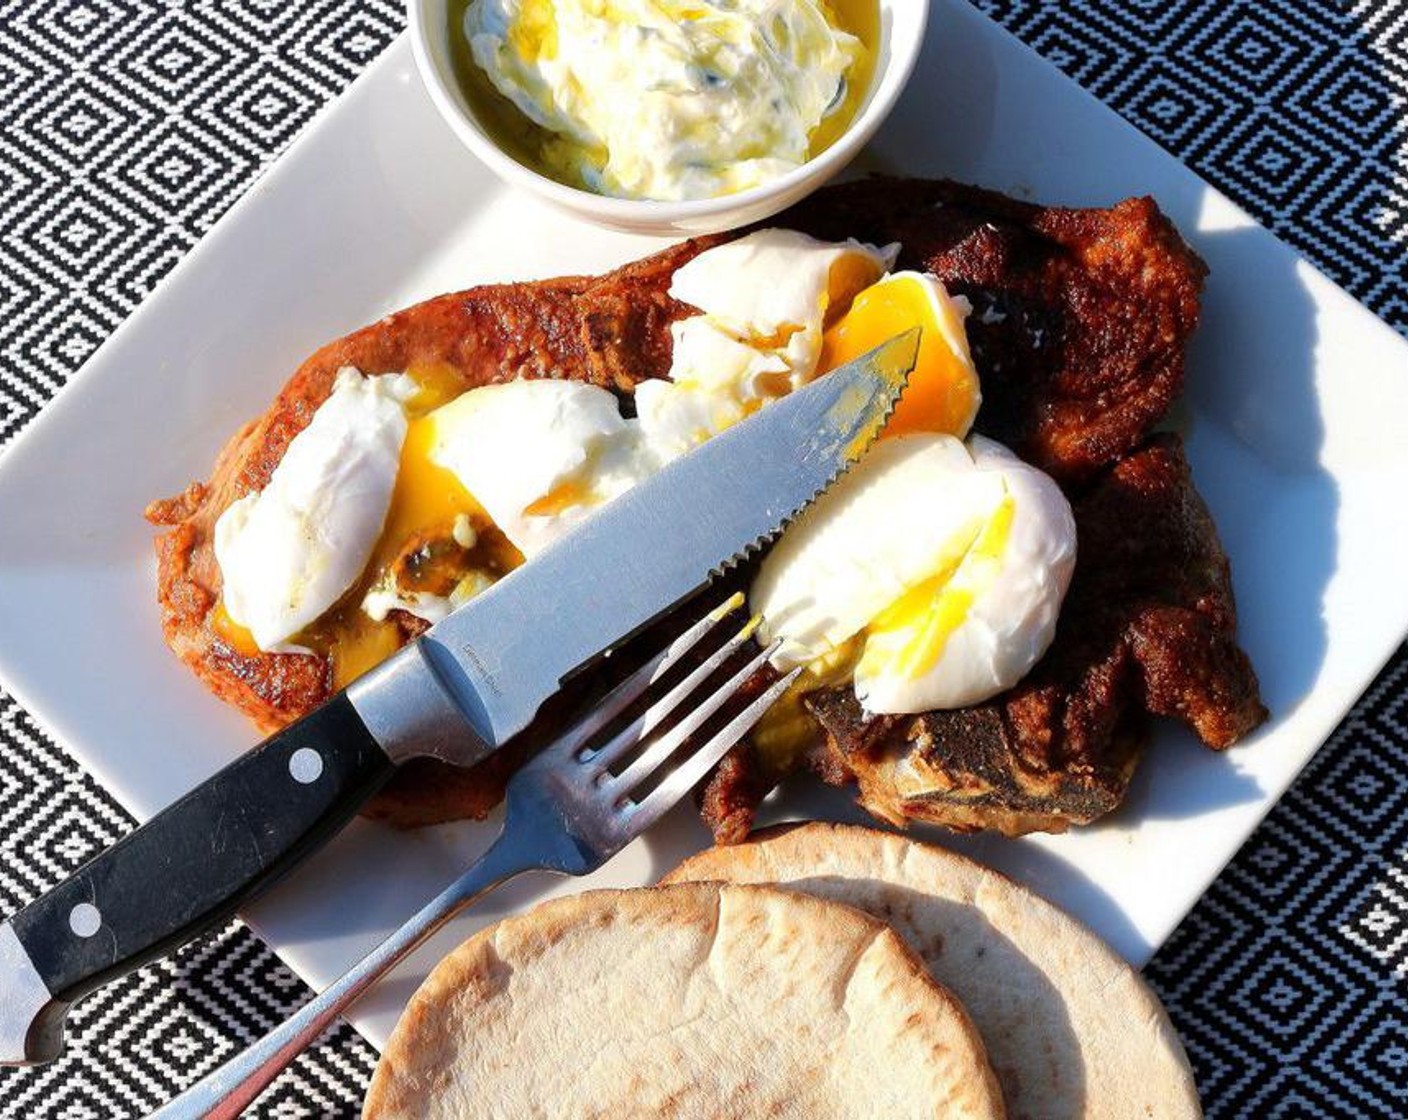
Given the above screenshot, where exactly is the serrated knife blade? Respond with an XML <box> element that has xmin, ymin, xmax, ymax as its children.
<box><xmin>348</xmin><ymin>327</ymin><xmax>919</xmax><ymax>762</ymax></box>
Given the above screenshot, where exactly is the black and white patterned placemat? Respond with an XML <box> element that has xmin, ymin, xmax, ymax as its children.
<box><xmin>1</xmin><ymin>1</ymin><xmax>1405</xmax><ymax>1116</ymax></box>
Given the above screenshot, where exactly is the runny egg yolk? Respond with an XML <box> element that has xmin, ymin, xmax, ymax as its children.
<box><xmin>212</xmin><ymin>602</ymin><xmax>262</xmax><ymax>659</ymax></box>
<box><xmin>750</xmin><ymin>635</ymin><xmax>862</xmax><ymax>774</ymax></box>
<box><xmin>523</xmin><ymin>478</ymin><xmax>592</xmax><ymax>518</ymax></box>
<box><xmin>818</xmin><ymin>272</ymin><xmax>981</xmax><ymax>439</ymax></box>
<box><xmin>380</xmin><ymin>393</ymin><xmax>490</xmax><ymax>573</ymax></box>
<box><xmin>309</xmin><ymin>365</ymin><xmax>523</xmax><ymax>687</ymax></box>
<box><xmin>857</xmin><ymin>496</ymin><xmax>1014</xmax><ymax>684</ymax></box>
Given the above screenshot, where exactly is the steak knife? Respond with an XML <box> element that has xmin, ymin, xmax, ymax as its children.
<box><xmin>0</xmin><ymin>329</ymin><xmax>918</xmax><ymax>1066</ymax></box>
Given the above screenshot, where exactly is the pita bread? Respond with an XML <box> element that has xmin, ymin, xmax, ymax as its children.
<box><xmin>662</xmin><ymin>824</ymin><xmax>1200</xmax><ymax>1119</ymax></box>
<box><xmin>363</xmin><ymin>882</ymin><xmax>1005</xmax><ymax>1119</ymax></box>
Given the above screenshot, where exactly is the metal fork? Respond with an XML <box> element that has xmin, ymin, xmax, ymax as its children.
<box><xmin>152</xmin><ymin>597</ymin><xmax>799</xmax><ymax>1120</ymax></box>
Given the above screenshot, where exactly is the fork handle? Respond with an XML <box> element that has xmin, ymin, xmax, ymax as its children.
<box><xmin>150</xmin><ymin>833</ymin><xmax>530</xmax><ymax>1120</ymax></box>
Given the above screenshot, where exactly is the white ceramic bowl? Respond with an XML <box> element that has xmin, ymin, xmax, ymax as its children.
<box><xmin>407</xmin><ymin>1</ymin><xmax>930</xmax><ymax>235</ymax></box>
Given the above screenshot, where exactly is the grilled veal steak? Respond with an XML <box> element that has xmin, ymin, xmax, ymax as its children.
<box><xmin>784</xmin><ymin>178</ymin><xmax>1206</xmax><ymax>481</ymax></box>
<box><xmin>147</xmin><ymin>176</ymin><xmax>1263</xmax><ymax>835</ymax></box>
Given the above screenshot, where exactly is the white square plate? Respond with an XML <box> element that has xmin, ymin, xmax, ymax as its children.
<box><xmin>2</xmin><ymin>0</ymin><xmax>1407</xmax><ymax>1050</ymax></box>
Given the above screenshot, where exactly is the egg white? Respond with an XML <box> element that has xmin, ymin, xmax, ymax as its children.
<box><xmin>640</xmin><ymin>229</ymin><xmax>896</xmax><ymax>464</ymax></box>
<box><xmin>429</xmin><ymin>378</ymin><xmax>650</xmax><ymax>559</ymax></box>
<box><xmin>752</xmin><ymin>435</ymin><xmax>1005</xmax><ymax>666</ymax></box>
<box><xmin>752</xmin><ymin>432</ymin><xmax>1076</xmax><ymax>714</ymax></box>
<box><xmin>214</xmin><ymin>368</ymin><xmax>410</xmax><ymax>651</ymax></box>
<box><xmin>854</xmin><ymin>435</ymin><xmax>1077</xmax><ymax>713</ymax></box>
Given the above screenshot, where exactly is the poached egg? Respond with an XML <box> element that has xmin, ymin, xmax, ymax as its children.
<box><xmin>214</xmin><ymin>368</ymin><xmax>410</xmax><ymax>652</ymax></box>
<box><xmin>751</xmin><ymin>433</ymin><xmax>1076</xmax><ymax>715</ymax></box>
<box><xmin>429</xmin><ymin>378</ymin><xmax>648</xmax><ymax>559</ymax></box>
<box><xmin>638</xmin><ymin>229</ymin><xmax>895</xmax><ymax>462</ymax></box>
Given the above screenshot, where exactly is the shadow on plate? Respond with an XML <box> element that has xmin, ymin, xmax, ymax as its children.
<box><xmin>1184</xmin><ymin>222</ymin><xmax>1337</xmax><ymax>728</ymax></box>
<box><xmin>641</xmin><ymin>777</ymin><xmax>1153</xmax><ymax>964</ymax></box>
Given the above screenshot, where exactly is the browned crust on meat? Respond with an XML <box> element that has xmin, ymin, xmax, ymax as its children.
<box><xmin>148</xmin><ymin>177</ymin><xmax>1256</xmax><ymax>833</ymax></box>
<box><xmin>785</xmin><ymin>178</ymin><xmax>1207</xmax><ymax>481</ymax></box>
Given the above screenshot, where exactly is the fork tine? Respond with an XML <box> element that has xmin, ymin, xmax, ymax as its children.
<box><xmin>625</xmin><ymin>665</ymin><xmax>804</xmax><ymax>833</ymax></box>
<box><xmin>606</xmin><ymin>636</ymin><xmax>781</xmax><ymax>795</ymax></box>
<box><xmin>543</xmin><ymin>596</ymin><xmax>743</xmax><ymax>761</ymax></box>
<box><xmin>582</xmin><ymin>616</ymin><xmax>762</xmax><ymax>775</ymax></box>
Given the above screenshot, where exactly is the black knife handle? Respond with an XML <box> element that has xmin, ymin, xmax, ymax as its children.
<box><xmin>8</xmin><ymin>692</ymin><xmax>394</xmax><ymax>1003</ymax></box>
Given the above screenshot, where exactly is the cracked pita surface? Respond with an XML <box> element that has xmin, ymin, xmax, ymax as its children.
<box><xmin>664</xmin><ymin>824</ymin><xmax>1202</xmax><ymax>1119</ymax></box>
<box><xmin>363</xmin><ymin>882</ymin><xmax>1004</xmax><ymax>1119</ymax></box>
